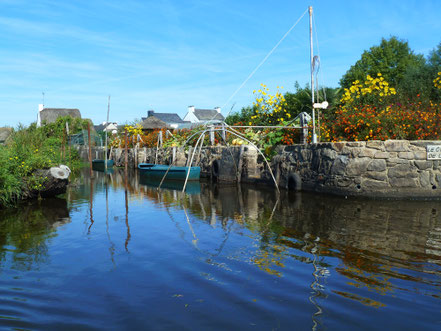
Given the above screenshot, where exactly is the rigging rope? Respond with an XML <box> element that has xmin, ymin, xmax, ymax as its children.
<box><xmin>220</xmin><ymin>8</ymin><xmax>309</xmax><ymax>119</ymax></box>
<box><xmin>312</xmin><ymin>12</ymin><xmax>327</xmax><ymax>103</ymax></box>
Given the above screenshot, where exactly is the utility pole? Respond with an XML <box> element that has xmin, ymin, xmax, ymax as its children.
<box><xmin>105</xmin><ymin>95</ymin><xmax>110</xmax><ymax>172</ymax></box>
<box><xmin>309</xmin><ymin>6</ymin><xmax>317</xmax><ymax>143</ymax></box>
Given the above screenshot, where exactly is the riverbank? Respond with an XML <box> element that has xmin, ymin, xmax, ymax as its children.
<box><xmin>78</xmin><ymin>139</ymin><xmax>441</xmax><ymax>199</ymax></box>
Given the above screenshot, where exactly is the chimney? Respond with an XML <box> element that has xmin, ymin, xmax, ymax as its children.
<box><xmin>37</xmin><ymin>104</ymin><xmax>44</xmax><ymax>127</ymax></box>
<box><xmin>148</xmin><ymin>110</ymin><xmax>155</xmax><ymax>117</ymax></box>
<box><xmin>214</xmin><ymin>107</ymin><xmax>221</xmax><ymax>113</ymax></box>
<box><xmin>188</xmin><ymin>105</ymin><xmax>195</xmax><ymax>113</ymax></box>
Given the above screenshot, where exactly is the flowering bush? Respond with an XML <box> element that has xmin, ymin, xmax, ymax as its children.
<box><xmin>434</xmin><ymin>72</ymin><xmax>441</xmax><ymax>89</ymax></box>
<box><xmin>340</xmin><ymin>73</ymin><xmax>396</xmax><ymax>109</ymax></box>
<box><xmin>250</xmin><ymin>84</ymin><xmax>289</xmax><ymax>125</ymax></box>
<box><xmin>320</xmin><ymin>73</ymin><xmax>441</xmax><ymax>142</ymax></box>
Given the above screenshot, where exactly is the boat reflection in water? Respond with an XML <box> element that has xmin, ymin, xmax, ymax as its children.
<box><xmin>139</xmin><ymin>172</ymin><xmax>201</xmax><ymax>195</ymax></box>
<box><xmin>2</xmin><ymin>167</ymin><xmax>438</xmax><ymax>330</ymax></box>
<box><xmin>134</xmin><ymin>172</ymin><xmax>441</xmax><ymax>317</ymax></box>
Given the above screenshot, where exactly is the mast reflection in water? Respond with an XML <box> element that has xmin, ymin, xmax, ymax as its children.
<box><xmin>0</xmin><ymin>167</ymin><xmax>439</xmax><ymax>330</ymax></box>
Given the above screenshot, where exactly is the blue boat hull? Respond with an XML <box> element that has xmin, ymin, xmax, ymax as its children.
<box><xmin>138</xmin><ymin>163</ymin><xmax>200</xmax><ymax>181</ymax></box>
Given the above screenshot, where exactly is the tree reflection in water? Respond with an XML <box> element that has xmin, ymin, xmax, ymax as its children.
<box><xmin>79</xmin><ymin>168</ymin><xmax>441</xmax><ymax>322</ymax></box>
<box><xmin>0</xmin><ymin>198</ymin><xmax>70</xmax><ymax>270</ymax></box>
<box><xmin>137</xmin><ymin>175</ymin><xmax>441</xmax><ymax>306</ymax></box>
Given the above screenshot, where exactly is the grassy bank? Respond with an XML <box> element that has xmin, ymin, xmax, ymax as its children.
<box><xmin>0</xmin><ymin>117</ymin><xmax>89</xmax><ymax>208</ymax></box>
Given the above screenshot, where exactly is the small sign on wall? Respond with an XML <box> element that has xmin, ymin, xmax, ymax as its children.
<box><xmin>427</xmin><ymin>145</ymin><xmax>441</xmax><ymax>160</ymax></box>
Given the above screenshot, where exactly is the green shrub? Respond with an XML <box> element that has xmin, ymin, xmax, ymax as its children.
<box><xmin>0</xmin><ymin>117</ymin><xmax>88</xmax><ymax>207</ymax></box>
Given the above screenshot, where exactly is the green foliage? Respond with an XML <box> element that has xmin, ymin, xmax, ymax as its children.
<box><xmin>0</xmin><ymin>147</ymin><xmax>21</xmax><ymax>206</ymax></box>
<box><xmin>340</xmin><ymin>36</ymin><xmax>425</xmax><ymax>90</ymax></box>
<box><xmin>284</xmin><ymin>82</ymin><xmax>340</xmax><ymax>118</ymax></box>
<box><xmin>0</xmin><ymin>117</ymin><xmax>88</xmax><ymax>208</ymax></box>
<box><xmin>225</xmin><ymin>105</ymin><xmax>257</xmax><ymax>125</ymax></box>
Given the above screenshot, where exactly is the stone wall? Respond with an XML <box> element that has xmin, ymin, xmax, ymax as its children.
<box><xmin>274</xmin><ymin>140</ymin><xmax>441</xmax><ymax>198</ymax></box>
<box><xmin>77</xmin><ymin>140</ymin><xmax>441</xmax><ymax>198</ymax></box>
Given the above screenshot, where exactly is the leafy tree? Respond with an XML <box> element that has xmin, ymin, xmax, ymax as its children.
<box><xmin>428</xmin><ymin>42</ymin><xmax>441</xmax><ymax>70</ymax></box>
<box><xmin>225</xmin><ymin>105</ymin><xmax>257</xmax><ymax>125</ymax></box>
<box><xmin>398</xmin><ymin>41</ymin><xmax>441</xmax><ymax>103</ymax></box>
<box><xmin>284</xmin><ymin>82</ymin><xmax>340</xmax><ymax>119</ymax></box>
<box><xmin>340</xmin><ymin>36</ymin><xmax>425</xmax><ymax>90</ymax></box>
<box><xmin>427</xmin><ymin>42</ymin><xmax>441</xmax><ymax>101</ymax></box>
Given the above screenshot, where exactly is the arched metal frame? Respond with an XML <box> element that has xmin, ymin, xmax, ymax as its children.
<box><xmin>157</xmin><ymin>123</ymin><xmax>282</xmax><ymax>194</ymax></box>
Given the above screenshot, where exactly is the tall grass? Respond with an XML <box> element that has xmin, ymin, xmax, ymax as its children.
<box><xmin>0</xmin><ymin>117</ymin><xmax>89</xmax><ymax>208</ymax></box>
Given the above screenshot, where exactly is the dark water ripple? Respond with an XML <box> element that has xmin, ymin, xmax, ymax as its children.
<box><xmin>0</xmin><ymin>168</ymin><xmax>439</xmax><ymax>330</ymax></box>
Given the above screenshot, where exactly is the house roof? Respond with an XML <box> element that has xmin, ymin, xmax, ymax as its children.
<box><xmin>194</xmin><ymin>109</ymin><xmax>224</xmax><ymax>121</ymax></box>
<box><xmin>40</xmin><ymin>108</ymin><xmax>81</xmax><ymax>124</ymax></box>
<box><xmin>94</xmin><ymin>124</ymin><xmax>106</xmax><ymax>131</ymax></box>
<box><xmin>94</xmin><ymin>122</ymin><xmax>118</xmax><ymax>132</ymax></box>
<box><xmin>141</xmin><ymin>116</ymin><xmax>171</xmax><ymax>129</ymax></box>
<box><xmin>144</xmin><ymin>112</ymin><xmax>185</xmax><ymax>124</ymax></box>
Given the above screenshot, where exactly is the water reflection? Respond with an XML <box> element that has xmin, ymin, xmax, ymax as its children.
<box><xmin>0</xmin><ymin>198</ymin><xmax>70</xmax><ymax>270</ymax></box>
<box><xmin>134</xmin><ymin>170</ymin><xmax>441</xmax><ymax>308</ymax></box>
<box><xmin>1</xmin><ymin>167</ymin><xmax>439</xmax><ymax>329</ymax></box>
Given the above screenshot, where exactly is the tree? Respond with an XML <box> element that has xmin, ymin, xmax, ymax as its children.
<box><xmin>339</xmin><ymin>36</ymin><xmax>425</xmax><ymax>90</ymax></box>
<box><xmin>427</xmin><ymin>42</ymin><xmax>441</xmax><ymax>101</ymax></box>
<box><xmin>398</xmin><ymin>41</ymin><xmax>441</xmax><ymax>103</ymax></box>
<box><xmin>225</xmin><ymin>105</ymin><xmax>256</xmax><ymax>125</ymax></box>
<box><xmin>284</xmin><ymin>82</ymin><xmax>339</xmax><ymax>119</ymax></box>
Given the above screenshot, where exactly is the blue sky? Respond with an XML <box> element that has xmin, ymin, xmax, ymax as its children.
<box><xmin>1</xmin><ymin>0</ymin><xmax>440</xmax><ymax>127</ymax></box>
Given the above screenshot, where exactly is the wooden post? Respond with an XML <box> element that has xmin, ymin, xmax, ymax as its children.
<box><xmin>210</xmin><ymin>126</ymin><xmax>214</xmax><ymax>145</ymax></box>
<box><xmin>300</xmin><ymin>113</ymin><xmax>308</xmax><ymax>144</ymax></box>
<box><xmin>237</xmin><ymin>145</ymin><xmax>244</xmax><ymax>182</ymax></box>
<box><xmin>105</xmin><ymin>95</ymin><xmax>110</xmax><ymax>172</ymax></box>
<box><xmin>87</xmin><ymin>122</ymin><xmax>93</xmax><ymax>177</ymax></box>
<box><xmin>158</xmin><ymin>130</ymin><xmax>163</xmax><ymax>147</ymax></box>
<box><xmin>66</xmin><ymin>122</ymin><xmax>71</xmax><ymax>169</ymax></box>
<box><xmin>60</xmin><ymin>124</ymin><xmax>66</xmax><ymax>161</ymax></box>
<box><xmin>125</xmin><ymin>130</ymin><xmax>128</xmax><ymax>175</ymax></box>
<box><xmin>186</xmin><ymin>147</ymin><xmax>193</xmax><ymax>167</ymax></box>
<box><xmin>221</xmin><ymin>123</ymin><xmax>226</xmax><ymax>141</ymax></box>
<box><xmin>134</xmin><ymin>144</ymin><xmax>138</xmax><ymax>169</ymax></box>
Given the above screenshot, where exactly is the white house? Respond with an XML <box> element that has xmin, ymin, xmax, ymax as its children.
<box><xmin>94</xmin><ymin>122</ymin><xmax>118</xmax><ymax>134</ymax></box>
<box><xmin>183</xmin><ymin>106</ymin><xmax>224</xmax><ymax>124</ymax></box>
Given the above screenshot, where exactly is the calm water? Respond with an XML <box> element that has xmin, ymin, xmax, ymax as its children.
<box><xmin>0</xmin><ymin>168</ymin><xmax>440</xmax><ymax>330</ymax></box>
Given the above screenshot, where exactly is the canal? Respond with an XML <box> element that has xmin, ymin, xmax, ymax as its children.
<box><xmin>0</xmin><ymin>168</ymin><xmax>440</xmax><ymax>330</ymax></box>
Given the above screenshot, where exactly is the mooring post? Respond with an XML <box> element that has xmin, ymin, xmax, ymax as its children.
<box><xmin>210</xmin><ymin>126</ymin><xmax>214</xmax><ymax>145</ymax></box>
<box><xmin>125</xmin><ymin>130</ymin><xmax>128</xmax><ymax>174</ymax></box>
<box><xmin>87</xmin><ymin>122</ymin><xmax>93</xmax><ymax>177</ymax></box>
<box><xmin>300</xmin><ymin>113</ymin><xmax>308</xmax><ymax>144</ymax></box>
<box><xmin>66</xmin><ymin>122</ymin><xmax>71</xmax><ymax>169</ymax></box>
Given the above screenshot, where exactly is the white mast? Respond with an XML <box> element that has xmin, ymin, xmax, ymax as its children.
<box><xmin>309</xmin><ymin>6</ymin><xmax>317</xmax><ymax>143</ymax></box>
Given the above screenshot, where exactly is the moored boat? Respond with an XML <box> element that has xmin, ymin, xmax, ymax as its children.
<box><xmin>138</xmin><ymin>163</ymin><xmax>200</xmax><ymax>181</ymax></box>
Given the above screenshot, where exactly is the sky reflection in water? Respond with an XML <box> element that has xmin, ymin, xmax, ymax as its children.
<box><xmin>0</xmin><ymin>168</ymin><xmax>440</xmax><ymax>330</ymax></box>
